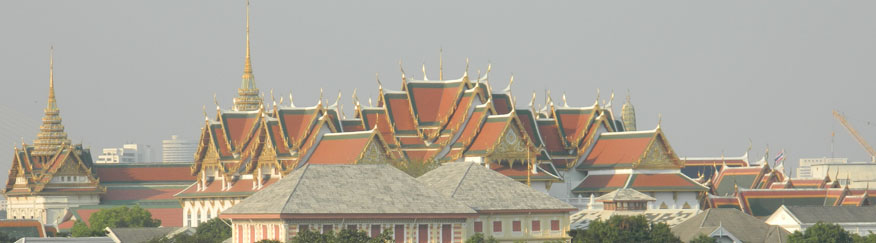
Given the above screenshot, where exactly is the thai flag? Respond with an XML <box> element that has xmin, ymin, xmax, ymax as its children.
<box><xmin>773</xmin><ymin>149</ymin><xmax>786</xmax><ymax>168</ymax></box>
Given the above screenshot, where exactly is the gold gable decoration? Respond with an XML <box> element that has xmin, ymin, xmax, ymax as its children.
<box><xmin>491</xmin><ymin>127</ymin><xmax>528</xmax><ymax>159</ymax></box>
<box><xmin>360</xmin><ymin>140</ymin><xmax>390</xmax><ymax>164</ymax></box>
<box><xmin>635</xmin><ymin>135</ymin><xmax>682</xmax><ymax>170</ymax></box>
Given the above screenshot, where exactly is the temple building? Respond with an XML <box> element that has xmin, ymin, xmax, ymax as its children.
<box><xmin>2</xmin><ymin>48</ymin><xmax>196</xmax><ymax>230</ymax></box>
<box><xmin>4</xmin><ymin>48</ymin><xmax>103</xmax><ymax>225</ymax></box>
<box><xmin>700</xmin><ymin>156</ymin><xmax>876</xmax><ymax>217</ymax></box>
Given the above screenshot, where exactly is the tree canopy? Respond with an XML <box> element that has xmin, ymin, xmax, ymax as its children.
<box><xmin>72</xmin><ymin>205</ymin><xmax>161</xmax><ymax>237</ymax></box>
<box><xmin>146</xmin><ymin>218</ymin><xmax>231</xmax><ymax>243</ymax></box>
<box><xmin>290</xmin><ymin>228</ymin><xmax>392</xmax><ymax>243</ymax></box>
<box><xmin>788</xmin><ymin>222</ymin><xmax>854</xmax><ymax>243</ymax></box>
<box><xmin>569</xmin><ymin>215</ymin><xmax>681</xmax><ymax>243</ymax></box>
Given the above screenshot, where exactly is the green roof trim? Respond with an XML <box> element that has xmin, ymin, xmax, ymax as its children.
<box><xmin>277</xmin><ymin>107</ymin><xmax>320</xmax><ymax>115</ymax></box>
<box><xmin>321</xmin><ymin>131</ymin><xmax>373</xmax><ymax>140</ymax></box>
<box><xmin>94</xmin><ymin>163</ymin><xmax>192</xmax><ymax>168</ymax></box>
<box><xmin>598</xmin><ymin>131</ymin><xmax>655</xmax><ymax>140</ymax></box>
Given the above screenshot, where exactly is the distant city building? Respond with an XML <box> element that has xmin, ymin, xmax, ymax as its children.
<box><xmin>796</xmin><ymin>157</ymin><xmax>847</xmax><ymax>178</ymax></box>
<box><xmin>162</xmin><ymin>135</ymin><xmax>196</xmax><ymax>163</ymax></box>
<box><xmin>95</xmin><ymin>144</ymin><xmax>153</xmax><ymax>163</ymax></box>
<box><xmin>810</xmin><ymin>162</ymin><xmax>876</xmax><ymax>188</ymax></box>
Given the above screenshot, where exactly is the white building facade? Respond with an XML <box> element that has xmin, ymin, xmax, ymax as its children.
<box><xmin>96</xmin><ymin>144</ymin><xmax>153</xmax><ymax>163</ymax></box>
<box><xmin>162</xmin><ymin>135</ymin><xmax>197</xmax><ymax>163</ymax></box>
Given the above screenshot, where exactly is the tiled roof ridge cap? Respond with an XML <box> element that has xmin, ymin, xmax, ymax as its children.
<box><xmin>278</xmin><ymin>164</ymin><xmax>311</xmax><ymax>213</ymax></box>
<box><xmin>449</xmin><ymin>163</ymin><xmax>474</xmax><ymax>197</ymax></box>
<box><xmin>601</xmin><ymin>129</ymin><xmax>657</xmax><ymax>136</ymax></box>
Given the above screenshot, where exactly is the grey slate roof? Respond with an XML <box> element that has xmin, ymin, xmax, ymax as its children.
<box><xmin>106</xmin><ymin>227</ymin><xmax>180</xmax><ymax>243</ymax></box>
<box><xmin>222</xmin><ymin>164</ymin><xmax>476</xmax><ymax>215</ymax></box>
<box><xmin>595</xmin><ymin>188</ymin><xmax>656</xmax><ymax>202</ymax></box>
<box><xmin>671</xmin><ymin>208</ymin><xmax>789</xmax><ymax>243</ymax></box>
<box><xmin>783</xmin><ymin>205</ymin><xmax>876</xmax><ymax>223</ymax></box>
<box><xmin>417</xmin><ymin>162</ymin><xmax>575</xmax><ymax>212</ymax></box>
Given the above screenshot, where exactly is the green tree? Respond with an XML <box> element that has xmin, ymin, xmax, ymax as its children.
<box><xmin>194</xmin><ymin>218</ymin><xmax>232</xmax><ymax>242</ymax></box>
<box><xmin>853</xmin><ymin>233</ymin><xmax>876</xmax><ymax>243</ymax></box>
<box><xmin>72</xmin><ymin>206</ymin><xmax>161</xmax><ymax>237</ymax></box>
<box><xmin>649</xmin><ymin>222</ymin><xmax>682</xmax><ymax>243</ymax></box>
<box><xmin>689</xmin><ymin>234</ymin><xmax>717</xmax><ymax>243</ymax></box>
<box><xmin>464</xmin><ymin>233</ymin><xmax>499</xmax><ymax>243</ymax></box>
<box><xmin>255</xmin><ymin>240</ymin><xmax>282</xmax><ymax>243</ymax></box>
<box><xmin>788</xmin><ymin>222</ymin><xmax>854</xmax><ymax>243</ymax></box>
<box><xmin>289</xmin><ymin>228</ymin><xmax>392</xmax><ymax>243</ymax></box>
<box><xmin>570</xmin><ymin>215</ymin><xmax>681</xmax><ymax>243</ymax></box>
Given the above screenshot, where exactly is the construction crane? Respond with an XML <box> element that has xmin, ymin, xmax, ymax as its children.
<box><xmin>833</xmin><ymin>110</ymin><xmax>876</xmax><ymax>162</ymax></box>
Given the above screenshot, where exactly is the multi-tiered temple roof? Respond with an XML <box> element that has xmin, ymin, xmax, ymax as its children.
<box><xmin>4</xmin><ymin>48</ymin><xmax>103</xmax><ymax>197</ymax></box>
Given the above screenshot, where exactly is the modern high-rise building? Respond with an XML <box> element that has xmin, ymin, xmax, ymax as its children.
<box><xmin>96</xmin><ymin>144</ymin><xmax>153</xmax><ymax>163</ymax></box>
<box><xmin>162</xmin><ymin>135</ymin><xmax>196</xmax><ymax>163</ymax></box>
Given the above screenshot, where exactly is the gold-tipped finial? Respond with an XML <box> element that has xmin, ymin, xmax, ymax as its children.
<box><xmin>464</xmin><ymin>58</ymin><xmax>470</xmax><ymax>80</ymax></box>
<box><xmin>562</xmin><ymin>92</ymin><xmax>568</xmax><ymax>107</ymax></box>
<box><xmin>288</xmin><ymin>90</ymin><xmax>295</xmax><ymax>107</ymax></box>
<box><xmin>657</xmin><ymin>113</ymin><xmax>663</xmax><ymax>128</ymax></box>
<box><xmin>503</xmin><ymin>74</ymin><xmax>514</xmax><ymax>94</ymax></box>
<box><xmin>529</xmin><ymin>91</ymin><xmax>537</xmax><ymax>108</ymax></box>
<box><xmin>399</xmin><ymin>60</ymin><xmax>406</xmax><ymax>82</ymax></box>
<box><xmin>439</xmin><ymin>48</ymin><xmax>443</xmax><ymax>80</ymax></box>
<box><xmin>421</xmin><ymin>63</ymin><xmax>428</xmax><ymax>80</ymax></box>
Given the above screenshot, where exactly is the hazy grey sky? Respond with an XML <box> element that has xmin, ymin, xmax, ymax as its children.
<box><xmin>1</xmin><ymin>1</ymin><xmax>875</xmax><ymax>183</ymax></box>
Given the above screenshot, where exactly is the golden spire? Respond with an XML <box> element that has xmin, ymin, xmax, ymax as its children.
<box><xmin>244</xmin><ymin>0</ymin><xmax>253</xmax><ymax>76</ymax></box>
<box><xmin>233</xmin><ymin>0</ymin><xmax>261</xmax><ymax>111</ymax></box>
<box><xmin>32</xmin><ymin>46</ymin><xmax>70</xmax><ymax>156</ymax></box>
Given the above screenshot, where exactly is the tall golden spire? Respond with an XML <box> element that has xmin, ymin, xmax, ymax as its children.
<box><xmin>233</xmin><ymin>0</ymin><xmax>261</xmax><ymax>111</ymax></box>
<box><xmin>33</xmin><ymin>46</ymin><xmax>70</xmax><ymax>156</ymax></box>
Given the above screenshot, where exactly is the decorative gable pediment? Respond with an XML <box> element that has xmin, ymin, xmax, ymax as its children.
<box><xmin>635</xmin><ymin>134</ymin><xmax>682</xmax><ymax>169</ymax></box>
<box><xmin>493</xmin><ymin>127</ymin><xmax>528</xmax><ymax>157</ymax></box>
<box><xmin>359</xmin><ymin>140</ymin><xmax>391</xmax><ymax>164</ymax></box>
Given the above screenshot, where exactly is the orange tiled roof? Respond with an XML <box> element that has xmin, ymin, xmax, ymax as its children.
<box><xmin>579</xmin><ymin>131</ymin><xmax>653</xmax><ymax>169</ymax></box>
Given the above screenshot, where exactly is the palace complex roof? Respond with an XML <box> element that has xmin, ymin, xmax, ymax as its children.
<box><xmin>417</xmin><ymin>162</ymin><xmax>575</xmax><ymax>213</ymax></box>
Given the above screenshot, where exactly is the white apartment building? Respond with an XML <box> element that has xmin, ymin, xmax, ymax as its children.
<box><xmin>796</xmin><ymin>157</ymin><xmax>848</xmax><ymax>178</ymax></box>
<box><xmin>162</xmin><ymin>135</ymin><xmax>197</xmax><ymax>163</ymax></box>
<box><xmin>96</xmin><ymin>144</ymin><xmax>153</xmax><ymax>163</ymax></box>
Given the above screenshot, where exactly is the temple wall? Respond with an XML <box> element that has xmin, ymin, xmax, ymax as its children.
<box><xmin>6</xmin><ymin>194</ymin><xmax>99</xmax><ymax>225</ymax></box>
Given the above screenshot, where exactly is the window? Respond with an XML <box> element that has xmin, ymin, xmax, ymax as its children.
<box><xmin>371</xmin><ymin>225</ymin><xmax>381</xmax><ymax>238</ymax></box>
<box><xmin>348</xmin><ymin>225</ymin><xmax>358</xmax><ymax>231</ymax></box>
<box><xmin>394</xmin><ymin>225</ymin><xmax>404</xmax><ymax>243</ymax></box>
<box><xmin>299</xmin><ymin>224</ymin><xmax>309</xmax><ymax>233</ymax></box>
<box><xmin>672</xmin><ymin>192</ymin><xmax>678</xmax><ymax>200</ymax></box>
<box><xmin>493</xmin><ymin>221</ymin><xmax>502</xmax><ymax>233</ymax></box>
<box><xmin>441</xmin><ymin>224</ymin><xmax>451</xmax><ymax>243</ymax></box>
<box><xmin>550</xmin><ymin>220</ymin><xmax>560</xmax><ymax>231</ymax></box>
<box><xmin>418</xmin><ymin>224</ymin><xmax>428</xmax><ymax>243</ymax></box>
<box><xmin>531</xmin><ymin>220</ymin><xmax>541</xmax><ymax>232</ymax></box>
<box><xmin>512</xmin><ymin>220</ymin><xmax>521</xmax><ymax>232</ymax></box>
<box><xmin>323</xmin><ymin>225</ymin><xmax>333</xmax><ymax>233</ymax></box>
<box><xmin>474</xmin><ymin>221</ymin><xmax>483</xmax><ymax>233</ymax></box>
<box><xmin>262</xmin><ymin>225</ymin><xmax>267</xmax><ymax>241</ymax></box>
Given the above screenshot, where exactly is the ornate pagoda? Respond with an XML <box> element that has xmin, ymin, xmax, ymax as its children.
<box><xmin>3</xmin><ymin>48</ymin><xmax>104</xmax><ymax>226</ymax></box>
